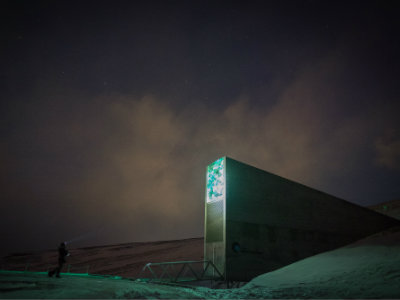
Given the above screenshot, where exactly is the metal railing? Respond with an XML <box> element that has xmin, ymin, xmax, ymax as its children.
<box><xmin>139</xmin><ymin>260</ymin><xmax>223</xmax><ymax>283</ymax></box>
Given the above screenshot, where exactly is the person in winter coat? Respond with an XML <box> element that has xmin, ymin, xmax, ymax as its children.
<box><xmin>48</xmin><ymin>242</ymin><xmax>70</xmax><ymax>278</ymax></box>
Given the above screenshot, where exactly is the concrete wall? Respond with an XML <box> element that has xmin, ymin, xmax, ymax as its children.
<box><xmin>205</xmin><ymin>157</ymin><xmax>400</xmax><ymax>282</ymax></box>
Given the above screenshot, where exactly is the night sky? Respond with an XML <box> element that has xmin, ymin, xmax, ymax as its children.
<box><xmin>1</xmin><ymin>0</ymin><xmax>400</xmax><ymax>256</ymax></box>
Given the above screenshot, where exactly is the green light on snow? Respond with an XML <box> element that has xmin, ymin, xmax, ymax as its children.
<box><xmin>206</xmin><ymin>157</ymin><xmax>225</xmax><ymax>203</ymax></box>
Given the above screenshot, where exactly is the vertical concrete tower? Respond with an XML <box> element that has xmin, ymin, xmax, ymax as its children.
<box><xmin>204</xmin><ymin>157</ymin><xmax>399</xmax><ymax>282</ymax></box>
<box><xmin>204</xmin><ymin>157</ymin><xmax>226</xmax><ymax>277</ymax></box>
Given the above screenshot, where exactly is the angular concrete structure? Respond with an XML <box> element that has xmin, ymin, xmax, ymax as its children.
<box><xmin>204</xmin><ymin>157</ymin><xmax>400</xmax><ymax>282</ymax></box>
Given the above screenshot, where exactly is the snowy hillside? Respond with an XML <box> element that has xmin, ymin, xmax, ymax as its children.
<box><xmin>0</xmin><ymin>238</ymin><xmax>203</xmax><ymax>278</ymax></box>
<box><xmin>2</xmin><ymin>199</ymin><xmax>400</xmax><ymax>298</ymax></box>
<box><xmin>2</xmin><ymin>225</ymin><xmax>400</xmax><ymax>298</ymax></box>
<box><xmin>240</xmin><ymin>225</ymin><xmax>400</xmax><ymax>298</ymax></box>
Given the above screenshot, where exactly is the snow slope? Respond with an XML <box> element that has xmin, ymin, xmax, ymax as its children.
<box><xmin>1</xmin><ymin>238</ymin><xmax>203</xmax><ymax>278</ymax></box>
<box><xmin>2</xmin><ymin>226</ymin><xmax>400</xmax><ymax>298</ymax></box>
<box><xmin>0</xmin><ymin>271</ymin><xmax>204</xmax><ymax>299</ymax></box>
<box><xmin>239</xmin><ymin>226</ymin><xmax>400</xmax><ymax>299</ymax></box>
<box><xmin>2</xmin><ymin>200</ymin><xmax>400</xmax><ymax>298</ymax></box>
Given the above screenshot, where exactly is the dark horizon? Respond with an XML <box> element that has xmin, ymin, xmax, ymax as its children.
<box><xmin>1</xmin><ymin>0</ymin><xmax>400</xmax><ymax>256</ymax></box>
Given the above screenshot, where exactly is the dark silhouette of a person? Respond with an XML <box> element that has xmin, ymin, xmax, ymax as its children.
<box><xmin>48</xmin><ymin>242</ymin><xmax>69</xmax><ymax>278</ymax></box>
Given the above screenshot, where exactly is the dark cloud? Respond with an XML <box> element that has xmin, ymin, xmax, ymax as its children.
<box><xmin>1</xmin><ymin>0</ymin><xmax>400</xmax><ymax>256</ymax></box>
<box><xmin>2</xmin><ymin>48</ymin><xmax>400</xmax><ymax>255</ymax></box>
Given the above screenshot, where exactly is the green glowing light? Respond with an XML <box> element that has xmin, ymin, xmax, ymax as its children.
<box><xmin>0</xmin><ymin>270</ymin><xmax>123</xmax><ymax>280</ymax></box>
<box><xmin>206</xmin><ymin>157</ymin><xmax>225</xmax><ymax>203</ymax></box>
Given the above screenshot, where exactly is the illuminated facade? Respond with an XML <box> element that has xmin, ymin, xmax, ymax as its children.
<box><xmin>204</xmin><ymin>157</ymin><xmax>400</xmax><ymax>282</ymax></box>
<box><xmin>206</xmin><ymin>157</ymin><xmax>225</xmax><ymax>203</ymax></box>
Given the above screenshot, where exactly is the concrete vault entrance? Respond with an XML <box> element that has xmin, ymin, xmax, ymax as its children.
<box><xmin>204</xmin><ymin>157</ymin><xmax>400</xmax><ymax>282</ymax></box>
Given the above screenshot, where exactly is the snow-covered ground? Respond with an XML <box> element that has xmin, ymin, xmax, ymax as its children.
<box><xmin>2</xmin><ymin>200</ymin><xmax>400</xmax><ymax>298</ymax></box>
<box><xmin>2</xmin><ymin>225</ymin><xmax>400</xmax><ymax>298</ymax></box>
<box><xmin>241</xmin><ymin>225</ymin><xmax>400</xmax><ymax>299</ymax></box>
<box><xmin>0</xmin><ymin>271</ymin><xmax>204</xmax><ymax>299</ymax></box>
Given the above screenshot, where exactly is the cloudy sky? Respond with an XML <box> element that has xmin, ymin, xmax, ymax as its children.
<box><xmin>1</xmin><ymin>0</ymin><xmax>400</xmax><ymax>255</ymax></box>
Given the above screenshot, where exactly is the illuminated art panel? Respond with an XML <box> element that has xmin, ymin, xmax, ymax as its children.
<box><xmin>206</xmin><ymin>157</ymin><xmax>225</xmax><ymax>203</ymax></box>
